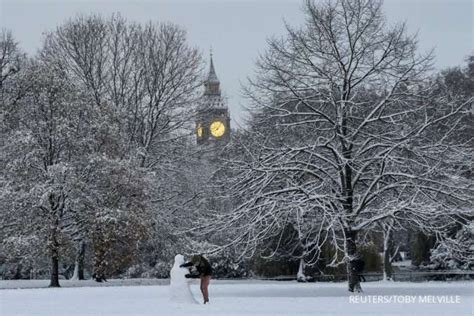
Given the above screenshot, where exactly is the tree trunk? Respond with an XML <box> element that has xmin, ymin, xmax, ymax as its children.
<box><xmin>14</xmin><ymin>264</ymin><xmax>22</xmax><ymax>279</ymax></box>
<box><xmin>383</xmin><ymin>226</ymin><xmax>393</xmax><ymax>281</ymax></box>
<box><xmin>72</xmin><ymin>240</ymin><xmax>86</xmax><ymax>280</ymax></box>
<box><xmin>297</xmin><ymin>258</ymin><xmax>307</xmax><ymax>282</ymax></box>
<box><xmin>345</xmin><ymin>229</ymin><xmax>361</xmax><ymax>292</ymax></box>
<box><xmin>49</xmin><ymin>244</ymin><xmax>60</xmax><ymax>287</ymax></box>
<box><xmin>93</xmin><ymin>246</ymin><xmax>107</xmax><ymax>282</ymax></box>
<box><xmin>72</xmin><ymin>261</ymin><xmax>79</xmax><ymax>280</ymax></box>
<box><xmin>49</xmin><ymin>215</ymin><xmax>61</xmax><ymax>287</ymax></box>
<box><xmin>47</xmin><ymin>191</ymin><xmax>65</xmax><ymax>287</ymax></box>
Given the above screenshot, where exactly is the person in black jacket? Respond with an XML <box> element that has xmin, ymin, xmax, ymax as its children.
<box><xmin>180</xmin><ymin>254</ymin><xmax>212</xmax><ymax>304</ymax></box>
<box><xmin>351</xmin><ymin>257</ymin><xmax>366</xmax><ymax>282</ymax></box>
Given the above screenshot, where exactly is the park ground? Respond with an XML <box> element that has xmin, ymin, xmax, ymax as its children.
<box><xmin>1</xmin><ymin>279</ymin><xmax>473</xmax><ymax>316</ymax></box>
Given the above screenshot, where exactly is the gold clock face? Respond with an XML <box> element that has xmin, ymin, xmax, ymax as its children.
<box><xmin>210</xmin><ymin>120</ymin><xmax>226</xmax><ymax>138</ymax></box>
<box><xmin>197</xmin><ymin>124</ymin><xmax>203</xmax><ymax>138</ymax></box>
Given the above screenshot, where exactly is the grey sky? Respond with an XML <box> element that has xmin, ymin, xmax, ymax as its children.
<box><xmin>1</xmin><ymin>0</ymin><xmax>473</xmax><ymax>126</ymax></box>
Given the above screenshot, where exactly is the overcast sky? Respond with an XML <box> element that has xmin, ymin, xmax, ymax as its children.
<box><xmin>1</xmin><ymin>0</ymin><xmax>473</xmax><ymax>125</ymax></box>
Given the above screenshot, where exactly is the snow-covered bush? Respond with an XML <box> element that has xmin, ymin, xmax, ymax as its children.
<box><xmin>123</xmin><ymin>261</ymin><xmax>173</xmax><ymax>279</ymax></box>
<box><xmin>430</xmin><ymin>222</ymin><xmax>473</xmax><ymax>270</ymax></box>
<box><xmin>209</xmin><ymin>255</ymin><xmax>251</xmax><ymax>278</ymax></box>
<box><xmin>1</xmin><ymin>235</ymin><xmax>48</xmax><ymax>279</ymax></box>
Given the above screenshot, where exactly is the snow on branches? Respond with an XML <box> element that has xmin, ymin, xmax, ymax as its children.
<box><xmin>200</xmin><ymin>0</ymin><xmax>473</xmax><ymax>291</ymax></box>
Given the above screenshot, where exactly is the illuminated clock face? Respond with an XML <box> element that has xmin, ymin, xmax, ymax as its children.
<box><xmin>197</xmin><ymin>124</ymin><xmax>203</xmax><ymax>138</ymax></box>
<box><xmin>210</xmin><ymin>120</ymin><xmax>226</xmax><ymax>138</ymax></box>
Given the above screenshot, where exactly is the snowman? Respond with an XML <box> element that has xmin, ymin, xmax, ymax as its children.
<box><xmin>169</xmin><ymin>254</ymin><xmax>198</xmax><ymax>304</ymax></box>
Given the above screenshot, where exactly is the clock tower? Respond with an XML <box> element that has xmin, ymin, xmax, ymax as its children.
<box><xmin>196</xmin><ymin>52</ymin><xmax>230</xmax><ymax>145</ymax></box>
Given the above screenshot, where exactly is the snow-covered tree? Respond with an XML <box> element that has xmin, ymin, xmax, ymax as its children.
<box><xmin>427</xmin><ymin>56</ymin><xmax>473</xmax><ymax>271</ymax></box>
<box><xmin>2</xmin><ymin>13</ymin><xmax>208</xmax><ymax>282</ymax></box>
<box><xmin>1</xmin><ymin>57</ymin><xmax>90</xmax><ymax>286</ymax></box>
<box><xmin>38</xmin><ymin>16</ymin><xmax>206</xmax><ymax>279</ymax></box>
<box><xmin>0</xmin><ymin>29</ymin><xmax>24</xmax><ymax>89</ymax></box>
<box><xmin>202</xmin><ymin>0</ymin><xmax>472</xmax><ymax>292</ymax></box>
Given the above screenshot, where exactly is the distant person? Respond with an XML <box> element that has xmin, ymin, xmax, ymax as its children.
<box><xmin>351</xmin><ymin>257</ymin><xmax>366</xmax><ymax>282</ymax></box>
<box><xmin>180</xmin><ymin>254</ymin><xmax>212</xmax><ymax>304</ymax></box>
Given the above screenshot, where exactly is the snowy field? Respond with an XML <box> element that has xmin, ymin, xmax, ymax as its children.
<box><xmin>1</xmin><ymin>280</ymin><xmax>473</xmax><ymax>316</ymax></box>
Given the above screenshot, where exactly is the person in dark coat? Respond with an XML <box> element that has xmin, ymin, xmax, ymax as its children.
<box><xmin>351</xmin><ymin>257</ymin><xmax>366</xmax><ymax>282</ymax></box>
<box><xmin>180</xmin><ymin>254</ymin><xmax>212</xmax><ymax>304</ymax></box>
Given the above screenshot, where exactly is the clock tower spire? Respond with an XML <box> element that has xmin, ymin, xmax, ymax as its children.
<box><xmin>204</xmin><ymin>49</ymin><xmax>220</xmax><ymax>96</ymax></box>
<box><xmin>196</xmin><ymin>51</ymin><xmax>230</xmax><ymax>145</ymax></box>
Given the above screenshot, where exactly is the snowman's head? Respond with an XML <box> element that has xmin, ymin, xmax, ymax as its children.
<box><xmin>174</xmin><ymin>254</ymin><xmax>185</xmax><ymax>265</ymax></box>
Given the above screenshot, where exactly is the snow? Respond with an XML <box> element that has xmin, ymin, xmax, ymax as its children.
<box><xmin>1</xmin><ymin>280</ymin><xmax>473</xmax><ymax>316</ymax></box>
<box><xmin>169</xmin><ymin>254</ymin><xmax>198</xmax><ymax>304</ymax></box>
<box><xmin>0</xmin><ymin>278</ymin><xmax>168</xmax><ymax>290</ymax></box>
<box><xmin>392</xmin><ymin>260</ymin><xmax>413</xmax><ymax>268</ymax></box>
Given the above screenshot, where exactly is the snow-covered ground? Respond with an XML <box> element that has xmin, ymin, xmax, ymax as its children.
<box><xmin>1</xmin><ymin>280</ymin><xmax>473</xmax><ymax>316</ymax></box>
<box><xmin>0</xmin><ymin>278</ymin><xmax>168</xmax><ymax>290</ymax></box>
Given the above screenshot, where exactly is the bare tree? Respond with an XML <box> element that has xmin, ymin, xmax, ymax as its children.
<box><xmin>203</xmin><ymin>0</ymin><xmax>472</xmax><ymax>292</ymax></box>
<box><xmin>41</xmin><ymin>14</ymin><xmax>203</xmax><ymax>166</ymax></box>
<box><xmin>0</xmin><ymin>29</ymin><xmax>27</xmax><ymax>136</ymax></box>
<box><xmin>0</xmin><ymin>29</ymin><xmax>24</xmax><ymax>88</ymax></box>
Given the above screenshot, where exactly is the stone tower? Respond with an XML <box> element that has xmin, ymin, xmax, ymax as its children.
<box><xmin>196</xmin><ymin>52</ymin><xmax>230</xmax><ymax>145</ymax></box>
